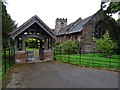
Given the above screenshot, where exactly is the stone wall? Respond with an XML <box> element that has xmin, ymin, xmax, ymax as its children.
<box><xmin>43</xmin><ymin>50</ymin><xmax>53</xmax><ymax>61</ymax></box>
<box><xmin>15</xmin><ymin>51</ymin><xmax>27</xmax><ymax>63</ymax></box>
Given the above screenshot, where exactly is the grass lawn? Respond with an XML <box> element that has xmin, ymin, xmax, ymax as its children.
<box><xmin>25</xmin><ymin>47</ymin><xmax>39</xmax><ymax>51</ymax></box>
<box><xmin>55</xmin><ymin>54</ymin><xmax>120</xmax><ymax>70</ymax></box>
<box><xmin>26</xmin><ymin>47</ymin><xmax>34</xmax><ymax>51</ymax></box>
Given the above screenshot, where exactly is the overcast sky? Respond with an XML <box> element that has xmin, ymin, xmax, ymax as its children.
<box><xmin>6</xmin><ymin>0</ymin><xmax>118</xmax><ymax>29</ymax></box>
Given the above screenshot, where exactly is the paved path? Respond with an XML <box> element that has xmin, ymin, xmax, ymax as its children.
<box><xmin>7</xmin><ymin>61</ymin><xmax>118</xmax><ymax>88</ymax></box>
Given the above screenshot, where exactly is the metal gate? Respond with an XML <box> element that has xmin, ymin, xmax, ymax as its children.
<box><xmin>27</xmin><ymin>51</ymin><xmax>35</xmax><ymax>61</ymax></box>
<box><xmin>26</xmin><ymin>49</ymin><xmax>44</xmax><ymax>61</ymax></box>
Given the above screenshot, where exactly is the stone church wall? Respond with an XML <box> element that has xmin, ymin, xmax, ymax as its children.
<box><xmin>56</xmin><ymin>10</ymin><xmax>119</xmax><ymax>53</ymax></box>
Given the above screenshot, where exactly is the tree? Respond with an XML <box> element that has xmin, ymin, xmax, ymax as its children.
<box><xmin>2</xmin><ymin>1</ymin><xmax>17</xmax><ymax>48</ymax></box>
<box><xmin>116</xmin><ymin>19</ymin><xmax>120</xmax><ymax>26</ymax></box>
<box><xmin>101</xmin><ymin>1</ymin><xmax>120</xmax><ymax>21</ymax></box>
<box><xmin>101</xmin><ymin>1</ymin><xmax>120</xmax><ymax>14</ymax></box>
<box><xmin>95</xmin><ymin>31</ymin><xmax>117</xmax><ymax>57</ymax></box>
<box><xmin>101</xmin><ymin>1</ymin><xmax>120</xmax><ymax>54</ymax></box>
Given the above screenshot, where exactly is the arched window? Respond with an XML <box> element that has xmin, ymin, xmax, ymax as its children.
<box><xmin>94</xmin><ymin>27</ymin><xmax>102</xmax><ymax>39</ymax></box>
<box><xmin>94</xmin><ymin>21</ymin><xmax>106</xmax><ymax>39</ymax></box>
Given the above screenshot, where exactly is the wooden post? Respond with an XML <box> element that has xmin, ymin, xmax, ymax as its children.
<box><xmin>44</xmin><ymin>38</ymin><xmax>48</xmax><ymax>50</ymax></box>
<box><xmin>22</xmin><ymin>37</ymin><xmax>25</xmax><ymax>50</ymax></box>
<box><xmin>48</xmin><ymin>38</ymin><xmax>49</xmax><ymax>49</ymax></box>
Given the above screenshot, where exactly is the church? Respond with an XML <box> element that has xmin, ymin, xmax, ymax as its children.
<box><xmin>9</xmin><ymin>9</ymin><xmax>120</xmax><ymax>62</ymax></box>
<box><xmin>10</xmin><ymin>9</ymin><xmax>119</xmax><ymax>54</ymax></box>
<box><xmin>55</xmin><ymin>9</ymin><xmax>119</xmax><ymax>53</ymax></box>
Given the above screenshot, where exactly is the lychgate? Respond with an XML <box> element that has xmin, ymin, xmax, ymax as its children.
<box><xmin>10</xmin><ymin>15</ymin><xmax>55</xmax><ymax>63</ymax></box>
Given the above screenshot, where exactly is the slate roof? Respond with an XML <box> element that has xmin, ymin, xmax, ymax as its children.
<box><xmin>57</xmin><ymin>15</ymin><xmax>93</xmax><ymax>35</ymax></box>
<box><xmin>68</xmin><ymin>15</ymin><xmax>93</xmax><ymax>34</ymax></box>
<box><xmin>10</xmin><ymin>15</ymin><xmax>55</xmax><ymax>39</ymax></box>
<box><xmin>57</xmin><ymin>22</ymin><xmax>74</xmax><ymax>35</ymax></box>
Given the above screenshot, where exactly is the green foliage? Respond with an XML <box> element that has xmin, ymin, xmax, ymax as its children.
<box><xmin>95</xmin><ymin>31</ymin><xmax>117</xmax><ymax>57</ymax></box>
<box><xmin>26</xmin><ymin>38</ymin><xmax>37</xmax><ymax>43</ymax></box>
<box><xmin>116</xmin><ymin>20</ymin><xmax>120</xmax><ymax>54</ymax></box>
<box><xmin>26</xmin><ymin>38</ymin><xmax>38</xmax><ymax>48</ymax></box>
<box><xmin>116</xmin><ymin>19</ymin><xmax>120</xmax><ymax>26</ymax></box>
<box><xmin>2</xmin><ymin>1</ymin><xmax>17</xmax><ymax>48</ymax></box>
<box><xmin>53</xmin><ymin>42</ymin><xmax>60</xmax><ymax>47</ymax></box>
<box><xmin>57</xmin><ymin>40</ymin><xmax>80</xmax><ymax>54</ymax></box>
<box><xmin>105</xmin><ymin>1</ymin><xmax>120</xmax><ymax>14</ymax></box>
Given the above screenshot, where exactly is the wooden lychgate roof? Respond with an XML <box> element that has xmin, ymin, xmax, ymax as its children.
<box><xmin>10</xmin><ymin>15</ymin><xmax>55</xmax><ymax>39</ymax></box>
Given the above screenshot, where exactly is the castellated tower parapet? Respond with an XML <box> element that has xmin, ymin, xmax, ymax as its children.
<box><xmin>55</xmin><ymin>18</ymin><xmax>67</xmax><ymax>34</ymax></box>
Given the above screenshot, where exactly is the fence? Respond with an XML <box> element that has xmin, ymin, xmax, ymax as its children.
<box><xmin>54</xmin><ymin>47</ymin><xmax>120</xmax><ymax>71</ymax></box>
<box><xmin>2</xmin><ymin>46</ymin><xmax>15</xmax><ymax>76</ymax></box>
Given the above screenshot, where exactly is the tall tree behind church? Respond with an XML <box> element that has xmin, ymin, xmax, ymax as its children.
<box><xmin>2</xmin><ymin>1</ymin><xmax>17</xmax><ymax>48</ymax></box>
<box><xmin>105</xmin><ymin>1</ymin><xmax>120</xmax><ymax>14</ymax></box>
<box><xmin>102</xmin><ymin>1</ymin><xmax>120</xmax><ymax>54</ymax></box>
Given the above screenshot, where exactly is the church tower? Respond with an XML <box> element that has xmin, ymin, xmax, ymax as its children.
<box><xmin>55</xmin><ymin>18</ymin><xmax>67</xmax><ymax>34</ymax></box>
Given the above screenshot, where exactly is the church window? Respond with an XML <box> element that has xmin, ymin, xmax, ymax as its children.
<box><xmin>94</xmin><ymin>21</ymin><xmax>106</xmax><ymax>39</ymax></box>
<box><xmin>61</xmin><ymin>22</ymin><xmax>64</xmax><ymax>28</ymax></box>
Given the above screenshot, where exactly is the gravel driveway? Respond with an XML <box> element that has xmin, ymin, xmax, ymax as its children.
<box><xmin>6</xmin><ymin>61</ymin><xmax>118</xmax><ymax>88</ymax></box>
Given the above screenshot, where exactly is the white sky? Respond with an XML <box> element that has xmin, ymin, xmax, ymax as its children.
<box><xmin>6</xmin><ymin>0</ymin><xmax>118</xmax><ymax>29</ymax></box>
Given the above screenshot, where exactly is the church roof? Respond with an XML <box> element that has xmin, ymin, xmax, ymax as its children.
<box><xmin>10</xmin><ymin>15</ymin><xmax>55</xmax><ymax>39</ymax></box>
<box><xmin>68</xmin><ymin>16</ymin><xmax>93</xmax><ymax>34</ymax></box>
<box><xmin>57</xmin><ymin>22</ymin><xmax>74</xmax><ymax>35</ymax></box>
<box><xmin>56</xmin><ymin>15</ymin><xmax>93</xmax><ymax>35</ymax></box>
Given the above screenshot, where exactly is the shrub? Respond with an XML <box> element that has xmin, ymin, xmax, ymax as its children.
<box><xmin>95</xmin><ymin>31</ymin><xmax>117</xmax><ymax>57</ymax></box>
<box><xmin>58</xmin><ymin>40</ymin><xmax>80</xmax><ymax>54</ymax></box>
<box><xmin>53</xmin><ymin>42</ymin><xmax>60</xmax><ymax>47</ymax></box>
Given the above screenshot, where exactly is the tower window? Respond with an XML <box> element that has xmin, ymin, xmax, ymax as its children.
<box><xmin>61</xmin><ymin>22</ymin><xmax>64</xmax><ymax>28</ymax></box>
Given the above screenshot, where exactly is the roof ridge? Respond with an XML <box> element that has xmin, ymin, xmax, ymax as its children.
<box><xmin>34</xmin><ymin>15</ymin><xmax>55</xmax><ymax>34</ymax></box>
<box><xmin>67</xmin><ymin>17</ymin><xmax>82</xmax><ymax>33</ymax></box>
<box><xmin>67</xmin><ymin>15</ymin><xmax>94</xmax><ymax>34</ymax></box>
<box><xmin>56</xmin><ymin>21</ymin><xmax>75</xmax><ymax>35</ymax></box>
<box><xmin>10</xmin><ymin>15</ymin><xmax>36</xmax><ymax>34</ymax></box>
<box><xmin>10</xmin><ymin>15</ymin><xmax>55</xmax><ymax>39</ymax></box>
